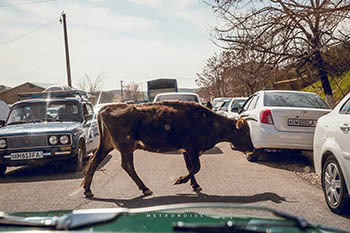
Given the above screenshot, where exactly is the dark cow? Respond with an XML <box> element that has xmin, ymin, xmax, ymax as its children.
<box><xmin>82</xmin><ymin>101</ymin><xmax>254</xmax><ymax>197</ymax></box>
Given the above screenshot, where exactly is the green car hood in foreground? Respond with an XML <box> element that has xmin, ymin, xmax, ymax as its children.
<box><xmin>0</xmin><ymin>203</ymin><xmax>348</xmax><ymax>233</ymax></box>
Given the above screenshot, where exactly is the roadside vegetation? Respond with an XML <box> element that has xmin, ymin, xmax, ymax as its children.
<box><xmin>198</xmin><ymin>0</ymin><xmax>350</xmax><ymax>107</ymax></box>
<box><xmin>303</xmin><ymin>71</ymin><xmax>350</xmax><ymax>105</ymax></box>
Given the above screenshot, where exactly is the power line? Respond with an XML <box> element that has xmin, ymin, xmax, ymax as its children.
<box><xmin>0</xmin><ymin>16</ymin><xmax>60</xmax><ymax>47</ymax></box>
<box><xmin>0</xmin><ymin>0</ymin><xmax>54</xmax><ymax>8</ymax></box>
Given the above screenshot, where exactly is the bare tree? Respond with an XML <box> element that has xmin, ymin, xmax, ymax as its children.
<box><xmin>123</xmin><ymin>82</ymin><xmax>141</xmax><ymax>101</ymax></box>
<box><xmin>207</xmin><ymin>0</ymin><xmax>350</xmax><ymax>107</ymax></box>
<box><xmin>196</xmin><ymin>50</ymin><xmax>276</xmax><ymax>97</ymax></box>
<box><xmin>78</xmin><ymin>71</ymin><xmax>106</xmax><ymax>104</ymax></box>
<box><xmin>78</xmin><ymin>71</ymin><xmax>105</xmax><ymax>93</ymax></box>
<box><xmin>196</xmin><ymin>52</ymin><xmax>235</xmax><ymax>97</ymax></box>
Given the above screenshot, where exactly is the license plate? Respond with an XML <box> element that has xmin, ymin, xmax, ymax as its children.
<box><xmin>288</xmin><ymin>118</ymin><xmax>317</xmax><ymax>127</ymax></box>
<box><xmin>10</xmin><ymin>151</ymin><xmax>44</xmax><ymax>160</ymax></box>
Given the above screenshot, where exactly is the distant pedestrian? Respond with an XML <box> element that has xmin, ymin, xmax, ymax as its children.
<box><xmin>206</xmin><ymin>101</ymin><xmax>212</xmax><ymax>110</ymax></box>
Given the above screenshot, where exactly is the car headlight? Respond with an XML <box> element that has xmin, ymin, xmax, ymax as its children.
<box><xmin>59</xmin><ymin>135</ymin><xmax>69</xmax><ymax>145</ymax></box>
<box><xmin>49</xmin><ymin>136</ymin><xmax>58</xmax><ymax>145</ymax></box>
<box><xmin>0</xmin><ymin>139</ymin><xmax>6</xmax><ymax>149</ymax></box>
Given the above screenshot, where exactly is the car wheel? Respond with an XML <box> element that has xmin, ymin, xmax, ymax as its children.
<box><xmin>244</xmin><ymin>149</ymin><xmax>260</xmax><ymax>162</ymax></box>
<box><xmin>322</xmin><ymin>155</ymin><xmax>350</xmax><ymax>214</ymax></box>
<box><xmin>0</xmin><ymin>164</ymin><xmax>6</xmax><ymax>176</ymax></box>
<box><xmin>69</xmin><ymin>142</ymin><xmax>85</xmax><ymax>172</ymax></box>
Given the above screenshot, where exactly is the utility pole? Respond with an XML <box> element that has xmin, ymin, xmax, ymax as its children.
<box><xmin>120</xmin><ymin>80</ymin><xmax>124</xmax><ymax>102</ymax></box>
<box><xmin>60</xmin><ymin>12</ymin><xmax>72</xmax><ymax>87</ymax></box>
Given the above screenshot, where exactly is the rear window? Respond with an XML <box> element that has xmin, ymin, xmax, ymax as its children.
<box><xmin>264</xmin><ymin>92</ymin><xmax>329</xmax><ymax>109</ymax></box>
<box><xmin>156</xmin><ymin>94</ymin><xmax>199</xmax><ymax>102</ymax></box>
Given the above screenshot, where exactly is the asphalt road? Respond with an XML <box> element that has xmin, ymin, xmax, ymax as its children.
<box><xmin>0</xmin><ymin>143</ymin><xmax>349</xmax><ymax>230</ymax></box>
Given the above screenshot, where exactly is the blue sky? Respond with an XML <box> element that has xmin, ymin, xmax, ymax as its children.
<box><xmin>0</xmin><ymin>0</ymin><xmax>219</xmax><ymax>90</ymax></box>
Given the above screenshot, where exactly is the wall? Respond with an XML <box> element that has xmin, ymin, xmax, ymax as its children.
<box><xmin>0</xmin><ymin>83</ymin><xmax>44</xmax><ymax>104</ymax></box>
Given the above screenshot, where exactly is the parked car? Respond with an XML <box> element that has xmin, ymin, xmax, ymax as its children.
<box><xmin>153</xmin><ymin>92</ymin><xmax>201</xmax><ymax>103</ymax></box>
<box><xmin>313</xmin><ymin>92</ymin><xmax>350</xmax><ymax>214</ymax></box>
<box><xmin>94</xmin><ymin>102</ymin><xmax>116</xmax><ymax>114</ymax></box>
<box><xmin>0</xmin><ymin>100</ymin><xmax>10</xmax><ymax>127</ymax></box>
<box><xmin>215</xmin><ymin>99</ymin><xmax>232</xmax><ymax>116</ymax></box>
<box><xmin>218</xmin><ymin>97</ymin><xmax>248</xmax><ymax>119</ymax></box>
<box><xmin>238</xmin><ymin>90</ymin><xmax>331</xmax><ymax>161</ymax></box>
<box><xmin>0</xmin><ymin>90</ymin><xmax>99</xmax><ymax>176</ymax></box>
<box><xmin>212</xmin><ymin>97</ymin><xmax>232</xmax><ymax>111</ymax></box>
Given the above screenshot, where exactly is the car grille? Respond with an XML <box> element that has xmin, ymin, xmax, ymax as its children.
<box><xmin>7</xmin><ymin>135</ymin><xmax>48</xmax><ymax>149</ymax></box>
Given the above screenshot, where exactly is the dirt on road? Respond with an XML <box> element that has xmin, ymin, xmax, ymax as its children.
<box><xmin>257</xmin><ymin>151</ymin><xmax>322</xmax><ymax>188</ymax></box>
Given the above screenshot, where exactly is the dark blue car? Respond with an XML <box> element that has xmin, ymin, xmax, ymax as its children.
<box><xmin>0</xmin><ymin>90</ymin><xmax>99</xmax><ymax>176</ymax></box>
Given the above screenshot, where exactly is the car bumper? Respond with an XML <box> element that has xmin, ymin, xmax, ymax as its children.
<box><xmin>0</xmin><ymin>147</ymin><xmax>78</xmax><ymax>167</ymax></box>
<box><xmin>252</xmin><ymin>124</ymin><xmax>314</xmax><ymax>150</ymax></box>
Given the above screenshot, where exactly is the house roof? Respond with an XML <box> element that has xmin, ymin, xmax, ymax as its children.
<box><xmin>29</xmin><ymin>82</ymin><xmax>57</xmax><ymax>89</ymax></box>
<box><xmin>0</xmin><ymin>82</ymin><xmax>57</xmax><ymax>95</ymax></box>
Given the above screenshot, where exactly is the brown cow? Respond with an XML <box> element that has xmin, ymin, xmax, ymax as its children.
<box><xmin>82</xmin><ymin>101</ymin><xmax>254</xmax><ymax>197</ymax></box>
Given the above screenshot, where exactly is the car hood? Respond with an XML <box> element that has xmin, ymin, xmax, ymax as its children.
<box><xmin>0</xmin><ymin>203</ymin><xmax>347</xmax><ymax>233</ymax></box>
<box><xmin>0</xmin><ymin>122</ymin><xmax>82</xmax><ymax>136</ymax></box>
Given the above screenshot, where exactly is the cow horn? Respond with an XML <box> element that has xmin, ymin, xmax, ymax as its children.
<box><xmin>235</xmin><ymin>116</ymin><xmax>257</xmax><ymax>129</ymax></box>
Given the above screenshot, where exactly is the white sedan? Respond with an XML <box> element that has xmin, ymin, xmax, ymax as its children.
<box><xmin>153</xmin><ymin>92</ymin><xmax>201</xmax><ymax>103</ymax></box>
<box><xmin>239</xmin><ymin>90</ymin><xmax>331</xmax><ymax>161</ymax></box>
<box><xmin>313</xmin><ymin>92</ymin><xmax>350</xmax><ymax>214</ymax></box>
<box><xmin>216</xmin><ymin>97</ymin><xmax>247</xmax><ymax>119</ymax></box>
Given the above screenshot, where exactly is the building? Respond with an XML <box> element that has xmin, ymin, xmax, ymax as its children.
<box><xmin>0</xmin><ymin>82</ymin><xmax>56</xmax><ymax>104</ymax></box>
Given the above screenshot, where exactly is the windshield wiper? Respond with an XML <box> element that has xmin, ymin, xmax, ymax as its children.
<box><xmin>6</xmin><ymin>120</ymin><xmax>29</xmax><ymax>126</ymax></box>
<box><xmin>173</xmin><ymin>221</ymin><xmax>264</xmax><ymax>233</ymax></box>
<box><xmin>1</xmin><ymin>204</ymin><xmax>349</xmax><ymax>233</ymax></box>
<box><xmin>0</xmin><ymin>209</ymin><xmax>125</xmax><ymax>230</ymax></box>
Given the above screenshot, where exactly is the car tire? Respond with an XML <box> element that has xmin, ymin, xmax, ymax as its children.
<box><xmin>69</xmin><ymin>142</ymin><xmax>85</xmax><ymax>172</ymax></box>
<box><xmin>0</xmin><ymin>164</ymin><xmax>6</xmax><ymax>176</ymax></box>
<box><xmin>322</xmin><ymin>155</ymin><xmax>350</xmax><ymax>214</ymax></box>
<box><xmin>244</xmin><ymin>149</ymin><xmax>260</xmax><ymax>162</ymax></box>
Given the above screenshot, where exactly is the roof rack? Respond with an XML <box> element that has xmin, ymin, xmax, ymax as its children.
<box><xmin>18</xmin><ymin>90</ymin><xmax>89</xmax><ymax>101</ymax></box>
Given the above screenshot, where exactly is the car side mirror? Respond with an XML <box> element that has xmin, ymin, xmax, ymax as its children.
<box><xmin>238</xmin><ymin>107</ymin><xmax>244</xmax><ymax>114</ymax></box>
<box><xmin>0</xmin><ymin>120</ymin><xmax>5</xmax><ymax>127</ymax></box>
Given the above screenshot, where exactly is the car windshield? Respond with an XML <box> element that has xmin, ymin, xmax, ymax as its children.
<box><xmin>264</xmin><ymin>92</ymin><xmax>330</xmax><ymax>109</ymax></box>
<box><xmin>7</xmin><ymin>101</ymin><xmax>81</xmax><ymax>125</ymax></box>
<box><xmin>156</xmin><ymin>94</ymin><xmax>199</xmax><ymax>102</ymax></box>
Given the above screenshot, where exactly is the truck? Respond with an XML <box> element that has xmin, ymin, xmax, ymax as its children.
<box><xmin>147</xmin><ymin>78</ymin><xmax>178</xmax><ymax>102</ymax></box>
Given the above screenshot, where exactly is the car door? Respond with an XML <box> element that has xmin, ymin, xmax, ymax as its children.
<box><xmin>83</xmin><ymin>103</ymin><xmax>99</xmax><ymax>153</ymax></box>
<box><xmin>335</xmin><ymin>97</ymin><xmax>350</xmax><ymax>161</ymax></box>
<box><xmin>240</xmin><ymin>94</ymin><xmax>260</xmax><ymax>120</ymax></box>
<box><xmin>239</xmin><ymin>94</ymin><xmax>261</xmax><ymax>146</ymax></box>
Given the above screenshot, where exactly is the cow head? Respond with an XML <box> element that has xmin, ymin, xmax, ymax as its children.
<box><xmin>231</xmin><ymin>117</ymin><xmax>255</xmax><ymax>152</ymax></box>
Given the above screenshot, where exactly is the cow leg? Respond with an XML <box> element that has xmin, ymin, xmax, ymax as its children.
<box><xmin>82</xmin><ymin>146</ymin><xmax>112</xmax><ymax>198</ymax></box>
<box><xmin>181</xmin><ymin>152</ymin><xmax>202</xmax><ymax>191</ymax></box>
<box><xmin>120</xmin><ymin>147</ymin><xmax>153</xmax><ymax>196</ymax></box>
<box><xmin>174</xmin><ymin>152</ymin><xmax>201</xmax><ymax>190</ymax></box>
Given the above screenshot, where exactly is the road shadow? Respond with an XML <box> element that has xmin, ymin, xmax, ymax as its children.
<box><xmin>89</xmin><ymin>191</ymin><xmax>288</xmax><ymax>208</ymax></box>
<box><xmin>0</xmin><ymin>154</ymin><xmax>112</xmax><ymax>183</ymax></box>
<box><xmin>255</xmin><ymin>151</ymin><xmax>314</xmax><ymax>173</ymax></box>
<box><xmin>164</xmin><ymin>146</ymin><xmax>223</xmax><ymax>155</ymax></box>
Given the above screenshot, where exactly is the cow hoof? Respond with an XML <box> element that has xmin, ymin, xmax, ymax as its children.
<box><xmin>174</xmin><ymin>176</ymin><xmax>186</xmax><ymax>185</ymax></box>
<box><xmin>84</xmin><ymin>191</ymin><xmax>94</xmax><ymax>198</ymax></box>
<box><xmin>193</xmin><ymin>186</ymin><xmax>202</xmax><ymax>192</ymax></box>
<box><xmin>143</xmin><ymin>189</ymin><xmax>153</xmax><ymax>196</ymax></box>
